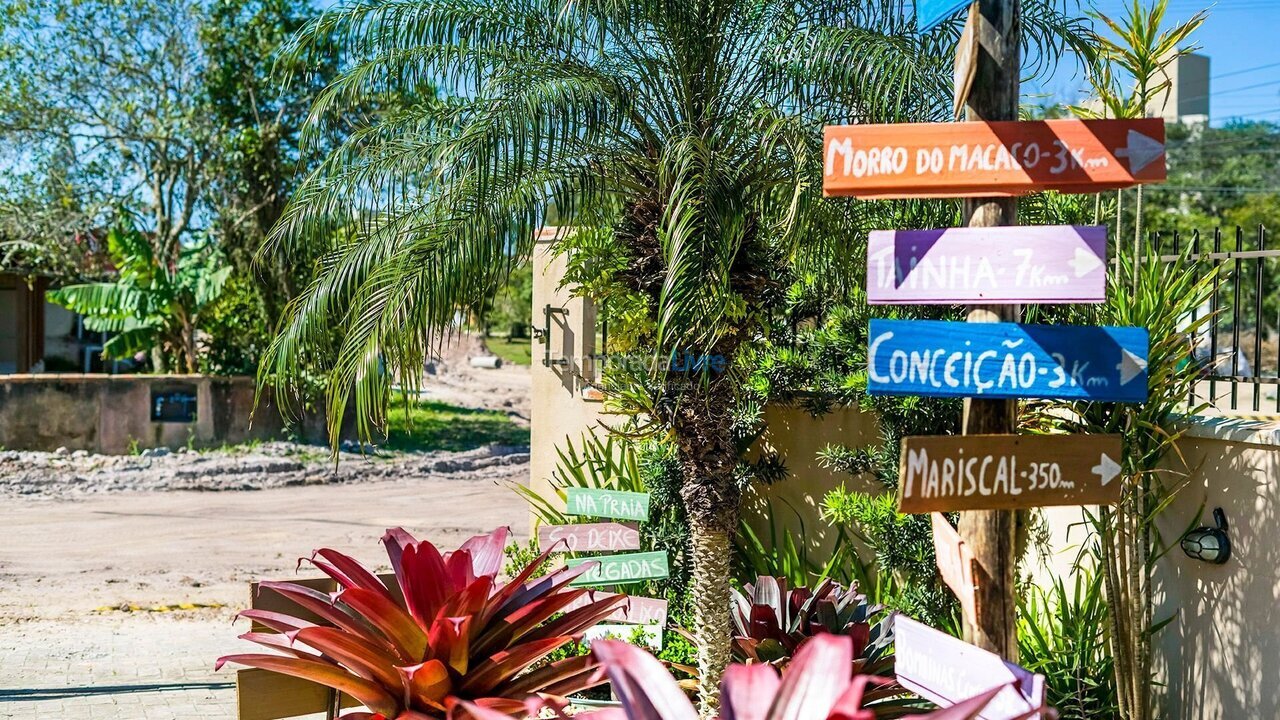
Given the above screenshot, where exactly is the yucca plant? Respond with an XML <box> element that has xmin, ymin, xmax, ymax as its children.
<box><xmin>487</xmin><ymin>634</ymin><xmax>1014</xmax><ymax>720</ymax></box>
<box><xmin>731</xmin><ymin>576</ymin><xmax>892</xmax><ymax>673</ymax></box>
<box><xmin>217</xmin><ymin>527</ymin><xmax>624</xmax><ymax>719</ymax></box>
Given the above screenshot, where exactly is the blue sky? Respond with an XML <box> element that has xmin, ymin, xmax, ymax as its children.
<box><xmin>1028</xmin><ymin>0</ymin><xmax>1280</xmax><ymax>125</ymax></box>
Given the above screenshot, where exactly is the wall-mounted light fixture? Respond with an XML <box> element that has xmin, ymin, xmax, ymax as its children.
<box><xmin>1181</xmin><ymin>508</ymin><xmax>1232</xmax><ymax>564</ymax></box>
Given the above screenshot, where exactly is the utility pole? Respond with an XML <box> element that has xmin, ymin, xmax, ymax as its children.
<box><xmin>958</xmin><ymin>0</ymin><xmax>1020</xmax><ymax>659</ymax></box>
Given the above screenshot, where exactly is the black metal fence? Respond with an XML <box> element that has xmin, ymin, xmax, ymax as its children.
<box><xmin>1153</xmin><ymin>225</ymin><xmax>1280</xmax><ymax>412</ymax></box>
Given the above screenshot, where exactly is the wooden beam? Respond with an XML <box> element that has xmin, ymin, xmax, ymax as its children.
<box><xmin>957</xmin><ymin>0</ymin><xmax>1021</xmax><ymax>660</ymax></box>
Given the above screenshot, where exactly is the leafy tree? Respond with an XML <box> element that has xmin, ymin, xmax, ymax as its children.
<box><xmin>200</xmin><ymin>0</ymin><xmax>344</xmax><ymax>325</ymax></box>
<box><xmin>263</xmin><ymin>0</ymin><xmax>1082</xmax><ymax>705</ymax></box>
<box><xmin>48</xmin><ymin>224</ymin><xmax>231</xmax><ymax>373</ymax></box>
<box><xmin>479</xmin><ymin>263</ymin><xmax>533</xmax><ymax>338</ymax></box>
<box><xmin>0</xmin><ymin>0</ymin><xmax>214</xmax><ymax>266</ymax></box>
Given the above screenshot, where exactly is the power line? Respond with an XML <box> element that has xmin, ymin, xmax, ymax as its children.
<box><xmin>1214</xmin><ymin>61</ymin><xmax>1280</xmax><ymax>81</ymax></box>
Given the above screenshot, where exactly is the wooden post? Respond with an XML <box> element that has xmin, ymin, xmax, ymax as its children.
<box><xmin>958</xmin><ymin>0</ymin><xmax>1020</xmax><ymax>659</ymax></box>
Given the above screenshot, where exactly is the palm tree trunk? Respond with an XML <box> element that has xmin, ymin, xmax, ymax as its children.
<box><xmin>689</xmin><ymin>518</ymin><xmax>732</xmax><ymax>717</ymax></box>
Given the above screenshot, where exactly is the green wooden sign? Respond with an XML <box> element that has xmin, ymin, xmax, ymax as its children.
<box><xmin>566</xmin><ymin>551</ymin><xmax>669</xmax><ymax>587</ymax></box>
<box><xmin>565</xmin><ymin>488</ymin><xmax>650</xmax><ymax>522</ymax></box>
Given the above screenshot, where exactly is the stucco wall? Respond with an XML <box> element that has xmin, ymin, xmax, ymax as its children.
<box><xmin>0</xmin><ymin>375</ymin><xmax>290</xmax><ymax>453</ymax></box>
<box><xmin>1033</xmin><ymin>415</ymin><xmax>1280</xmax><ymax>719</ymax></box>
<box><xmin>528</xmin><ymin>230</ymin><xmax>608</xmax><ymax>511</ymax></box>
<box><xmin>742</xmin><ymin>403</ymin><xmax>881</xmax><ymax>558</ymax></box>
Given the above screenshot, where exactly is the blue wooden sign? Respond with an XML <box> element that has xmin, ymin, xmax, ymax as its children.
<box><xmin>867</xmin><ymin>319</ymin><xmax>1149</xmax><ymax>403</ymax></box>
<box><xmin>918</xmin><ymin>0</ymin><xmax>969</xmax><ymax>32</ymax></box>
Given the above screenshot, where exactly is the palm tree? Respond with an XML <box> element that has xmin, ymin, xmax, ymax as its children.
<box><xmin>264</xmin><ymin>0</ymin><xmax>1080</xmax><ymax>709</ymax></box>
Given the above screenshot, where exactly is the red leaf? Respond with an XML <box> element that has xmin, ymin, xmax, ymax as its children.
<box><xmin>237</xmin><ymin>632</ymin><xmax>315</xmax><ymax>660</ymax></box>
<box><xmin>455</xmin><ymin>527</ymin><xmax>510</xmax><ymax>579</ymax></box>
<box><xmin>400</xmin><ymin>541</ymin><xmax>450</xmax><ymax>628</ymax></box>
<box><xmin>257</xmin><ymin>581</ymin><xmax>384</xmax><ymax>643</ymax></box>
<box><xmin>457</xmin><ymin>636</ymin><xmax>572</xmax><ymax>695</ymax></box>
<box><xmin>311</xmin><ymin>547</ymin><xmax>395</xmax><ymax>600</ymax></box>
<box><xmin>290</xmin><ymin>626</ymin><xmax>404</xmax><ymax>691</ymax></box>
<box><xmin>426</xmin><ymin>615</ymin><xmax>472</xmax><ymax>675</ymax></box>
<box><xmin>397</xmin><ymin>658</ymin><xmax>451</xmax><ymax>711</ymax></box>
<box><xmin>828</xmin><ymin>676</ymin><xmax>896</xmax><ymax>720</ymax></box>
<box><xmin>444</xmin><ymin>549</ymin><xmax>477</xmax><ymax>592</ymax></box>
<box><xmin>590</xmin><ymin>640</ymin><xmax>698</xmax><ymax>720</ymax></box>
<box><xmin>901</xmin><ymin>685</ymin><xmax>1005</xmax><ymax>719</ymax></box>
<box><xmin>337</xmin><ymin>587</ymin><xmax>429</xmax><ymax>662</ymax></box>
<box><xmin>501</xmin><ymin>654</ymin><xmax>602</xmax><ymax>696</ymax></box>
<box><xmin>216</xmin><ymin>653</ymin><xmax>399</xmax><ymax>717</ymax></box>
<box><xmin>721</xmin><ymin>663</ymin><xmax>782</xmax><ymax>720</ymax></box>
<box><xmin>768</xmin><ymin>635</ymin><xmax>853</xmax><ymax>720</ymax></box>
<box><xmin>383</xmin><ymin>527</ymin><xmax>419</xmax><ymax>580</ymax></box>
<box><xmin>237</xmin><ymin>609</ymin><xmax>318</xmax><ymax>635</ymax></box>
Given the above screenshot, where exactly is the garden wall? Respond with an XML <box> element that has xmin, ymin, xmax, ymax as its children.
<box><xmin>0</xmin><ymin>374</ymin><xmax>298</xmax><ymax>453</ymax></box>
<box><xmin>1036</xmin><ymin>414</ymin><xmax>1280</xmax><ymax>720</ymax></box>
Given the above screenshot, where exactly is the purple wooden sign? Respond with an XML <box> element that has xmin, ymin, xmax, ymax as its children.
<box><xmin>562</xmin><ymin>591</ymin><xmax>669</xmax><ymax>626</ymax></box>
<box><xmin>538</xmin><ymin>522</ymin><xmax>641</xmax><ymax>553</ymax></box>
<box><xmin>867</xmin><ymin>225</ymin><xmax>1106</xmax><ymax>304</ymax></box>
<box><xmin>895</xmin><ymin>616</ymin><xmax>1047</xmax><ymax>720</ymax></box>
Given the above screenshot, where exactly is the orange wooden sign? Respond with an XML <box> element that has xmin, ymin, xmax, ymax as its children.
<box><xmin>898</xmin><ymin>434</ymin><xmax>1123</xmax><ymax>514</ymax></box>
<box><xmin>823</xmin><ymin>118</ymin><xmax>1166</xmax><ymax>198</ymax></box>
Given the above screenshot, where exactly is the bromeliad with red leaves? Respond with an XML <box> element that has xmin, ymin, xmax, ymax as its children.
<box><xmin>216</xmin><ymin>527</ymin><xmax>623</xmax><ymax>719</ymax></box>
<box><xmin>499</xmin><ymin>634</ymin><xmax>1033</xmax><ymax>720</ymax></box>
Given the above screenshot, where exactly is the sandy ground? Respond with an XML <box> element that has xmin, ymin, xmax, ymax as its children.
<box><xmin>0</xmin><ymin>337</ymin><xmax>533</xmax><ymax>718</ymax></box>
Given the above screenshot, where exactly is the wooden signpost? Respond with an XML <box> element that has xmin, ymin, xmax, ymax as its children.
<box><xmin>866</xmin><ymin>319</ymin><xmax>1150</xmax><ymax>403</ymax></box>
<box><xmin>545</xmin><ymin>487</ymin><xmax>668</xmax><ymax>652</ymax></box>
<box><xmin>566</xmin><ymin>551</ymin><xmax>670</xmax><ymax>587</ymax></box>
<box><xmin>823</xmin><ymin>118</ymin><xmax>1166</xmax><ymax>198</ymax></box>
<box><xmin>538</xmin><ymin>522</ymin><xmax>640</xmax><ymax>553</ymax></box>
<box><xmin>562</xmin><ymin>591</ymin><xmax>670</xmax><ymax>627</ymax></box>
<box><xmin>582</xmin><ymin>623</ymin><xmax>664</xmax><ymax>651</ymax></box>
<box><xmin>932</xmin><ymin>513</ymin><xmax>977</xmax><ymax>622</ymax></box>
<box><xmin>899</xmin><ymin>434</ymin><xmax>1123</xmax><ymax>513</ymax></box>
<box><xmin>895</xmin><ymin>616</ymin><xmax>1048</xmax><ymax>720</ymax></box>
<box><xmin>565</xmin><ymin>488</ymin><xmax>650</xmax><ymax>522</ymax></box>
<box><xmin>867</xmin><ymin>225</ymin><xmax>1107</xmax><ymax>304</ymax></box>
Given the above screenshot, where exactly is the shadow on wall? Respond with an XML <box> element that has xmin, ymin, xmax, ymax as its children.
<box><xmin>1156</xmin><ymin>434</ymin><xmax>1280</xmax><ymax>719</ymax></box>
<box><xmin>740</xmin><ymin>403</ymin><xmax>882</xmax><ymax>567</ymax></box>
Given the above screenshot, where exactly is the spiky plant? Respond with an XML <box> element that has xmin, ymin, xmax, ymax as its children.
<box><xmin>217</xmin><ymin>528</ymin><xmax>624</xmax><ymax>719</ymax></box>
<box><xmin>731</xmin><ymin>576</ymin><xmax>893</xmax><ymax>674</ymax></box>
<box><xmin>263</xmin><ymin>1</ymin><xmax>1085</xmax><ymax>710</ymax></box>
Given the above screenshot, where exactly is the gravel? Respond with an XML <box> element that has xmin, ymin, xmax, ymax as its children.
<box><xmin>0</xmin><ymin>442</ymin><xmax>531</xmax><ymax>498</ymax></box>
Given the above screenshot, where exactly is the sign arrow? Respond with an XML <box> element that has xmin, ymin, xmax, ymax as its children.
<box><xmin>1117</xmin><ymin>348</ymin><xmax>1148</xmax><ymax>385</ymax></box>
<box><xmin>1069</xmin><ymin>246</ymin><xmax>1104</xmax><ymax>278</ymax></box>
<box><xmin>1092</xmin><ymin>453</ymin><xmax>1121</xmax><ymax>487</ymax></box>
<box><xmin>1114</xmin><ymin>129</ymin><xmax>1166</xmax><ymax>174</ymax></box>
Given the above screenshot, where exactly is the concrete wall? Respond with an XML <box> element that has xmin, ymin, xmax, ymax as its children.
<box><xmin>742</xmin><ymin>403</ymin><xmax>881</xmax><ymax>557</ymax></box>
<box><xmin>1033</xmin><ymin>415</ymin><xmax>1280</xmax><ymax>719</ymax></box>
<box><xmin>0</xmin><ymin>375</ymin><xmax>290</xmax><ymax>453</ymax></box>
<box><xmin>528</xmin><ymin>229</ymin><xmax>607</xmax><ymax>507</ymax></box>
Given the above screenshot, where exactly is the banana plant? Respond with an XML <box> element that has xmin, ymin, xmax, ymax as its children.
<box><xmin>47</xmin><ymin>222</ymin><xmax>231</xmax><ymax>373</ymax></box>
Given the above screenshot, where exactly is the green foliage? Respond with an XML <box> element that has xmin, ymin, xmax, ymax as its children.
<box><xmin>1028</xmin><ymin>246</ymin><xmax>1216</xmax><ymax>720</ymax></box>
<box><xmin>822</xmin><ymin>490</ymin><xmax>957</xmax><ymax>630</ymax></box>
<box><xmin>733</xmin><ymin>498</ymin><xmax>868</xmax><ymax>591</ymax></box>
<box><xmin>380</xmin><ymin>395</ymin><xmax>529</xmax><ymax>453</ymax></box>
<box><xmin>202</xmin><ymin>271</ymin><xmax>272</xmax><ymax>376</ymax></box>
<box><xmin>484</xmin><ymin>337</ymin><xmax>532</xmax><ymax>366</ymax></box>
<box><xmin>47</xmin><ymin>223</ymin><xmax>231</xmax><ymax>373</ymax></box>
<box><xmin>0</xmin><ymin>0</ymin><xmax>212</xmax><ymax>267</ymax></box>
<box><xmin>1018</xmin><ymin>569</ymin><xmax>1119</xmax><ymax>720</ymax></box>
<box><xmin>479</xmin><ymin>263</ymin><xmax>533</xmax><ymax>339</ymax></box>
